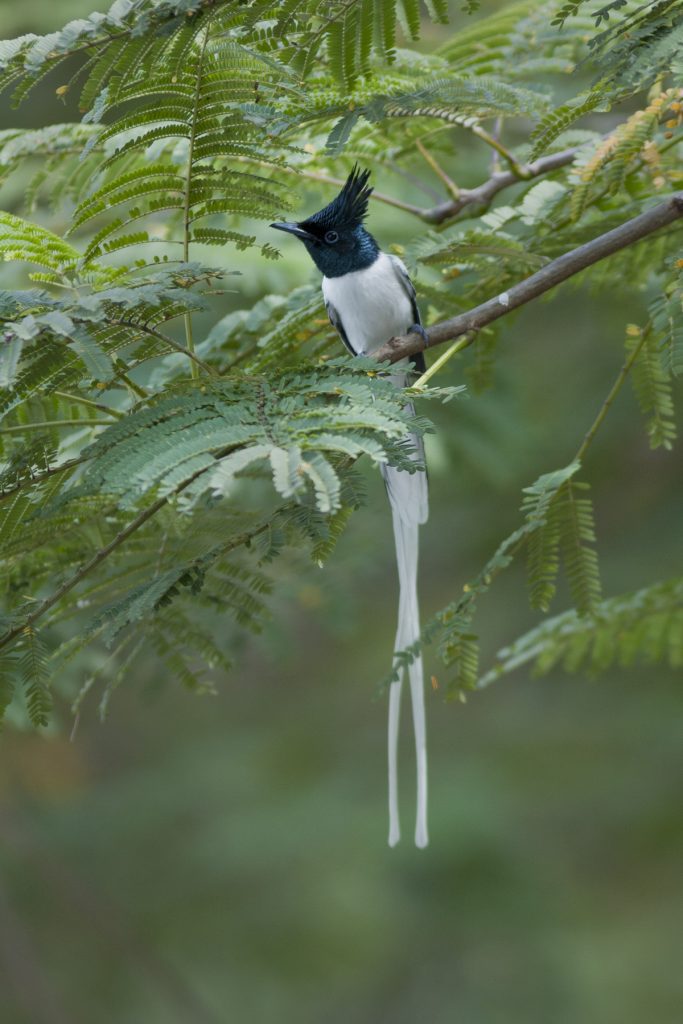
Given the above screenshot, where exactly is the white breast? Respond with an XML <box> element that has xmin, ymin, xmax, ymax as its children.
<box><xmin>322</xmin><ymin>252</ymin><xmax>413</xmax><ymax>356</ymax></box>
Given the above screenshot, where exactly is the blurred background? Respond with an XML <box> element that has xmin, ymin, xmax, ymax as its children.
<box><xmin>1</xmin><ymin>2</ymin><xmax>682</xmax><ymax>1022</ymax></box>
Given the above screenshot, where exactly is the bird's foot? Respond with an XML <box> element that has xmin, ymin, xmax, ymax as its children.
<box><xmin>408</xmin><ymin>323</ymin><xmax>429</xmax><ymax>347</ymax></box>
<box><xmin>406</xmin><ymin>324</ymin><xmax>428</xmax><ymax>376</ymax></box>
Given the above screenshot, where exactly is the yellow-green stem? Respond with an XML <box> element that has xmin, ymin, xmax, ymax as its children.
<box><xmin>1</xmin><ymin>419</ymin><xmax>112</xmax><ymax>434</ymax></box>
<box><xmin>181</xmin><ymin>25</ymin><xmax>209</xmax><ymax>381</ymax></box>
<box><xmin>412</xmin><ymin>332</ymin><xmax>476</xmax><ymax>388</ymax></box>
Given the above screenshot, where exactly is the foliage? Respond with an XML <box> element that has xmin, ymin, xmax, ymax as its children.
<box><xmin>0</xmin><ymin>0</ymin><xmax>681</xmax><ymax>726</ymax></box>
<box><xmin>480</xmin><ymin>575</ymin><xmax>683</xmax><ymax>685</ymax></box>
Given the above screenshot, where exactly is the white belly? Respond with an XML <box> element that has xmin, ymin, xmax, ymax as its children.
<box><xmin>322</xmin><ymin>252</ymin><xmax>413</xmax><ymax>356</ymax></box>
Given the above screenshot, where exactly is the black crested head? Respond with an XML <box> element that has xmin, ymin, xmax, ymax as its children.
<box><xmin>304</xmin><ymin>164</ymin><xmax>373</xmax><ymax>232</ymax></box>
<box><xmin>270</xmin><ymin>165</ymin><xmax>379</xmax><ymax>277</ymax></box>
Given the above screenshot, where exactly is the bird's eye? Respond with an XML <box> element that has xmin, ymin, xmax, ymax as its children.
<box><xmin>324</xmin><ymin>230</ymin><xmax>339</xmax><ymax>244</ymax></box>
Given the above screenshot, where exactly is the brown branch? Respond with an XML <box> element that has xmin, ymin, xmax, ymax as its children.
<box><xmin>418</xmin><ymin>144</ymin><xmax>581</xmax><ymax>224</ymax></box>
<box><xmin>374</xmin><ymin>193</ymin><xmax>683</xmax><ymax>365</ymax></box>
<box><xmin>282</xmin><ymin>144</ymin><xmax>580</xmax><ymax>224</ymax></box>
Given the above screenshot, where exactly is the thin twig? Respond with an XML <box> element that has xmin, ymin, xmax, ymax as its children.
<box><xmin>0</xmin><ymin>456</ymin><xmax>271</xmax><ymax>651</ymax></box>
<box><xmin>181</xmin><ymin>26</ymin><xmax>210</xmax><ymax>380</ymax></box>
<box><xmin>575</xmin><ymin>328</ymin><xmax>649</xmax><ymax>462</ymax></box>
<box><xmin>419</xmin><ymin>323</ymin><xmax>651</xmax><ymax>680</ymax></box>
<box><xmin>291</xmin><ymin>167</ymin><xmax>431</xmax><ymax>217</ymax></box>
<box><xmin>412</xmin><ymin>332</ymin><xmax>475</xmax><ymax>387</ymax></box>
<box><xmin>415</xmin><ymin>139</ymin><xmax>460</xmax><ymax>200</ymax></box>
<box><xmin>0</xmin><ymin>455</ymin><xmax>86</xmax><ymax>503</ymax></box>
<box><xmin>489</xmin><ymin>116</ymin><xmax>503</xmax><ymax>175</ymax></box>
<box><xmin>0</xmin><ymin>419</ymin><xmax>112</xmax><ymax>434</ymax></box>
<box><xmin>54</xmin><ymin>391</ymin><xmax>124</xmax><ymax>418</ymax></box>
<box><xmin>299</xmin><ymin>144</ymin><xmax>579</xmax><ymax>223</ymax></box>
<box><xmin>386</xmin><ymin>159</ymin><xmax>443</xmax><ymax>201</ymax></box>
<box><xmin>0</xmin><ymin>495</ymin><xmax>169</xmax><ymax>651</ymax></box>
<box><xmin>110</xmin><ymin>319</ymin><xmax>217</xmax><ymax>376</ymax></box>
<box><xmin>470</xmin><ymin>123</ymin><xmax>531</xmax><ymax>178</ymax></box>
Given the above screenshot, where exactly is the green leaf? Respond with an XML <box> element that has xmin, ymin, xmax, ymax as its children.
<box><xmin>627</xmin><ymin>325</ymin><xmax>677</xmax><ymax>450</ymax></box>
<box><xmin>18</xmin><ymin>626</ymin><xmax>52</xmax><ymax>727</ymax></box>
<box><xmin>555</xmin><ymin>479</ymin><xmax>602</xmax><ymax>615</ymax></box>
<box><xmin>481</xmin><ymin>577</ymin><xmax>683</xmax><ymax>687</ymax></box>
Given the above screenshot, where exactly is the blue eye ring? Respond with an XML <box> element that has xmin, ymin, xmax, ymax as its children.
<box><xmin>324</xmin><ymin>230</ymin><xmax>339</xmax><ymax>244</ymax></box>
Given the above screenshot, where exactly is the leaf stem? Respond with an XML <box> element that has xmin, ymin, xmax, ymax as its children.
<box><xmin>574</xmin><ymin>327</ymin><xmax>649</xmax><ymax>463</ymax></box>
<box><xmin>114</xmin><ymin>368</ymin><xmax>148</xmax><ymax>399</ymax></box>
<box><xmin>54</xmin><ymin>392</ymin><xmax>124</xmax><ymax>418</ymax></box>
<box><xmin>0</xmin><ymin>419</ymin><xmax>112</xmax><ymax>434</ymax></box>
<box><xmin>109</xmin><ymin>320</ymin><xmax>217</xmax><ymax>376</ymax></box>
<box><xmin>181</xmin><ymin>26</ymin><xmax>210</xmax><ymax>380</ymax></box>
<box><xmin>412</xmin><ymin>332</ymin><xmax>475</xmax><ymax>387</ymax></box>
<box><xmin>0</xmin><ymin>455</ymin><xmax>86</xmax><ymax>503</ymax></box>
<box><xmin>0</xmin><ymin>494</ymin><xmax>170</xmax><ymax>652</ymax></box>
<box><xmin>415</xmin><ymin>139</ymin><xmax>461</xmax><ymax>199</ymax></box>
<box><xmin>471</xmin><ymin>124</ymin><xmax>531</xmax><ymax>178</ymax></box>
<box><xmin>0</xmin><ymin>447</ymin><xmax>272</xmax><ymax>652</ymax></box>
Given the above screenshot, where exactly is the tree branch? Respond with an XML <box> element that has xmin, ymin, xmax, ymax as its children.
<box><xmin>418</xmin><ymin>144</ymin><xmax>581</xmax><ymax>224</ymax></box>
<box><xmin>0</xmin><ymin>453</ymin><xmax>272</xmax><ymax>652</ymax></box>
<box><xmin>0</xmin><ymin>494</ymin><xmax>169</xmax><ymax>652</ymax></box>
<box><xmin>284</xmin><ymin>144</ymin><xmax>580</xmax><ymax>224</ymax></box>
<box><xmin>375</xmin><ymin>194</ymin><xmax>683</xmax><ymax>366</ymax></box>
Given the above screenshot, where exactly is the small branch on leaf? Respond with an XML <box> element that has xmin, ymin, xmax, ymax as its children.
<box><xmin>470</xmin><ymin>123</ymin><xmax>531</xmax><ymax>180</ymax></box>
<box><xmin>405</xmin><ymin>306</ymin><xmax>653</xmax><ymax>689</ymax></box>
<box><xmin>575</xmin><ymin>327</ymin><xmax>649</xmax><ymax>462</ymax></box>
<box><xmin>0</xmin><ymin>450</ymin><xmax>271</xmax><ymax>653</ymax></box>
<box><xmin>54</xmin><ymin>392</ymin><xmax>124</xmax><ymax>418</ymax></box>
<box><xmin>0</xmin><ymin>455</ymin><xmax>86</xmax><ymax>504</ymax></box>
<box><xmin>0</xmin><ymin>419</ymin><xmax>112</xmax><ymax>434</ymax></box>
<box><xmin>0</xmin><ymin>494</ymin><xmax>170</xmax><ymax>652</ymax></box>
<box><xmin>489</xmin><ymin>116</ymin><xmax>503</xmax><ymax>175</ymax></box>
<box><xmin>415</xmin><ymin>139</ymin><xmax>461</xmax><ymax>200</ymax></box>
<box><xmin>110</xmin><ymin>320</ymin><xmax>218</xmax><ymax>377</ymax></box>
<box><xmin>418</xmin><ymin>143</ymin><xmax>581</xmax><ymax>224</ymax></box>
<box><xmin>182</xmin><ymin>25</ymin><xmax>210</xmax><ymax>381</ymax></box>
<box><xmin>112</xmin><ymin>366</ymin><xmax>149</xmax><ymax>399</ymax></box>
<box><xmin>286</xmin><ymin>144</ymin><xmax>580</xmax><ymax>225</ymax></box>
<box><xmin>377</xmin><ymin>193</ymin><xmax>683</xmax><ymax>366</ymax></box>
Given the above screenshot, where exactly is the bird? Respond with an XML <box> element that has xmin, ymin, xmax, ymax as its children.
<box><xmin>271</xmin><ymin>166</ymin><xmax>430</xmax><ymax>848</ymax></box>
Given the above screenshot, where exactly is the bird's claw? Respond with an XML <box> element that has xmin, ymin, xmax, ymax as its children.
<box><xmin>408</xmin><ymin>323</ymin><xmax>429</xmax><ymax>347</ymax></box>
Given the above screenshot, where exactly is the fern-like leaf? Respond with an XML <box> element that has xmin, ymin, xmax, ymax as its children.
<box><xmin>481</xmin><ymin>576</ymin><xmax>683</xmax><ymax>687</ymax></box>
<box><xmin>626</xmin><ymin>323</ymin><xmax>676</xmax><ymax>450</ymax></box>
<box><xmin>554</xmin><ymin>479</ymin><xmax>602</xmax><ymax>614</ymax></box>
<box><xmin>18</xmin><ymin>625</ymin><xmax>52</xmax><ymax>727</ymax></box>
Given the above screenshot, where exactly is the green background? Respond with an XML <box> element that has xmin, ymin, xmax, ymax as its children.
<box><xmin>1</xmin><ymin>2</ymin><xmax>682</xmax><ymax>1021</ymax></box>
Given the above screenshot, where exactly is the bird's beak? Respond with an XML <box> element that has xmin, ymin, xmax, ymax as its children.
<box><xmin>270</xmin><ymin>221</ymin><xmax>316</xmax><ymax>242</ymax></box>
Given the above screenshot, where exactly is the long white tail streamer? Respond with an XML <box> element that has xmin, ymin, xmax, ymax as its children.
<box><xmin>381</xmin><ymin>415</ymin><xmax>429</xmax><ymax>848</ymax></box>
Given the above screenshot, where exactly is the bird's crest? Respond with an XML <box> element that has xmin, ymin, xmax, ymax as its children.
<box><xmin>304</xmin><ymin>165</ymin><xmax>373</xmax><ymax>231</ymax></box>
